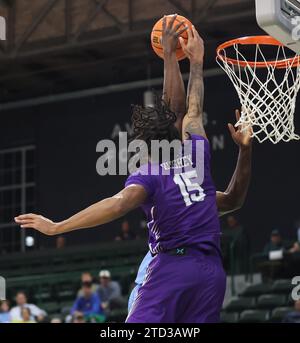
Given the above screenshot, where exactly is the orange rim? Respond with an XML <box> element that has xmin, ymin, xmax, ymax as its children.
<box><xmin>216</xmin><ymin>35</ymin><xmax>300</xmax><ymax>68</ymax></box>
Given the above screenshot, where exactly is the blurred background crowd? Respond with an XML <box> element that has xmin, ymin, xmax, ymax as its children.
<box><xmin>1</xmin><ymin>216</ymin><xmax>300</xmax><ymax>323</ymax></box>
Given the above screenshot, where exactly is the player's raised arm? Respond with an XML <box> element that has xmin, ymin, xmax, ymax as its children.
<box><xmin>217</xmin><ymin>110</ymin><xmax>253</xmax><ymax>216</ymax></box>
<box><xmin>14</xmin><ymin>185</ymin><xmax>147</xmax><ymax>236</ymax></box>
<box><xmin>161</xmin><ymin>14</ymin><xmax>187</xmax><ymax>133</ymax></box>
<box><xmin>179</xmin><ymin>26</ymin><xmax>206</xmax><ymax>140</ymax></box>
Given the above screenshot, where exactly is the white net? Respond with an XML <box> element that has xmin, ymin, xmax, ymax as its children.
<box><xmin>217</xmin><ymin>41</ymin><xmax>300</xmax><ymax>144</ymax></box>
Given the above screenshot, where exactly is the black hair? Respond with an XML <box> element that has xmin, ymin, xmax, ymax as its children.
<box><xmin>131</xmin><ymin>95</ymin><xmax>180</xmax><ymax>155</ymax></box>
<box><xmin>21</xmin><ymin>307</ymin><xmax>31</xmax><ymax>315</ymax></box>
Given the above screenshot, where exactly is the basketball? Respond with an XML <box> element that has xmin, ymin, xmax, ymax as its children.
<box><xmin>151</xmin><ymin>14</ymin><xmax>193</xmax><ymax>61</ymax></box>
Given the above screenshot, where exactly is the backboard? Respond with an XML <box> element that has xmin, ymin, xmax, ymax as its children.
<box><xmin>256</xmin><ymin>0</ymin><xmax>300</xmax><ymax>53</ymax></box>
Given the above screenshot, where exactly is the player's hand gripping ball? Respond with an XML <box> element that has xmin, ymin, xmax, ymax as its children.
<box><xmin>151</xmin><ymin>14</ymin><xmax>193</xmax><ymax>61</ymax></box>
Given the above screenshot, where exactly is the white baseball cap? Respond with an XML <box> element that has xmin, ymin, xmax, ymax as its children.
<box><xmin>99</xmin><ymin>270</ymin><xmax>111</xmax><ymax>278</ymax></box>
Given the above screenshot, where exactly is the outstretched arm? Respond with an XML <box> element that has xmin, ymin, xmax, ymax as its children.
<box><xmin>161</xmin><ymin>14</ymin><xmax>187</xmax><ymax>133</ymax></box>
<box><xmin>180</xmin><ymin>26</ymin><xmax>206</xmax><ymax>140</ymax></box>
<box><xmin>217</xmin><ymin>110</ymin><xmax>253</xmax><ymax>216</ymax></box>
<box><xmin>14</xmin><ymin>185</ymin><xmax>147</xmax><ymax>236</ymax></box>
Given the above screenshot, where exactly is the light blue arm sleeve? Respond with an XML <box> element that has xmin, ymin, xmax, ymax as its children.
<box><xmin>135</xmin><ymin>251</ymin><xmax>153</xmax><ymax>285</ymax></box>
<box><xmin>128</xmin><ymin>251</ymin><xmax>154</xmax><ymax>313</ymax></box>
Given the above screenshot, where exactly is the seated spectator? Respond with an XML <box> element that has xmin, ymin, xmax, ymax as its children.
<box><xmin>221</xmin><ymin>215</ymin><xmax>247</xmax><ymax>273</ymax></box>
<box><xmin>223</xmin><ymin>215</ymin><xmax>243</xmax><ymax>238</ymax></box>
<box><xmin>0</xmin><ymin>300</ymin><xmax>11</xmax><ymax>323</ymax></box>
<box><xmin>259</xmin><ymin>230</ymin><xmax>295</xmax><ymax>281</ymax></box>
<box><xmin>50</xmin><ymin>317</ymin><xmax>62</xmax><ymax>323</ymax></box>
<box><xmin>10</xmin><ymin>291</ymin><xmax>46</xmax><ymax>322</ymax></box>
<box><xmin>14</xmin><ymin>308</ymin><xmax>37</xmax><ymax>323</ymax></box>
<box><xmin>56</xmin><ymin>236</ymin><xmax>66</xmax><ymax>249</ymax></box>
<box><xmin>263</xmin><ymin>229</ymin><xmax>284</xmax><ymax>254</ymax></box>
<box><xmin>288</xmin><ymin>221</ymin><xmax>300</xmax><ymax>254</ymax></box>
<box><xmin>72</xmin><ymin>312</ymin><xmax>86</xmax><ymax>323</ymax></box>
<box><xmin>97</xmin><ymin>270</ymin><xmax>125</xmax><ymax>311</ymax></box>
<box><xmin>294</xmin><ymin>219</ymin><xmax>300</xmax><ymax>242</ymax></box>
<box><xmin>77</xmin><ymin>272</ymin><xmax>98</xmax><ymax>297</ymax></box>
<box><xmin>282</xmin><ymin>300</ymin><xmax>300</xmax><ymax>323</ymax></box>
<box><xmin>71</xmin><ymin>281</ymin><xmax>104</xmax><ymax>319</ymax></box>
<box><xmin>289</xmin><ymin>241</ymin><xmax>300</xmax><ymax>254</ymax></box>
<box><xmin>115</xmin><ymin>220</ymin><xmax>136</xmax><ymax>241</ymax></box>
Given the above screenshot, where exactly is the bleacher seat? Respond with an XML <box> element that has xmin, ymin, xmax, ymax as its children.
<box><xmin>238</xmin><ymin>310</ymin><xmax>269</xmax><ymax>323</ymax></box>
<box><xmin>1</xmin><ymin>240</ymin><xmax>148</xmax><ymax>279</ymax></box>
<box><xmin>107</xmin><ymin>308</ymin><xmax>128</xmax><ymax>323</ymax></box>
<box><xmin>60</xmin><ymin>301</ymin><xmax>74</xmax><ymax>316</ymax></box>
<box><xmin>225</xmin><ymin>297</ymin><xmax>256</xmax><ymax>312</ymax></box>
<box><xmin>220</xmin><ymin>311</ymin><xmax>239</xmax><ymax>323</ymax></box>
<box><xmin>271</xmin><ymin>279</ymin><xmax>293</xmax><ymax>294</ymax></box>
<box><xmin>42</xmin><ymin>302</ymin><xmax>61</xmax><ymax>315</ymax></box>
<box><xmin>56</xmin><ymin>288</ymin><xmax>76</xmax><ymax>301</ymax></box>
<box><xmin>287</xmin><ymin>293</ymin><xmax>296</xmax><ymax>306</ymax></box>
<box><xmin>270</xmin><ymin>307</ymin><xmax>293</xmax><ymax>323</ymax></box>
<box><xmin>256</xmin><ymin>294</ymin><xmax>286</xmax><ymax>310</ymax></box>
<box><xmin>34</xmin><ymin>289</ymin><xmax>52</xmax><ymax>303</ymax></box>
<box><xmin>240</xmin><ymin>283</ymin><xmax>272</xmax><ymax>297</ymax></box>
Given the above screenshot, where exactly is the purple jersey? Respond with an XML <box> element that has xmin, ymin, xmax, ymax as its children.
<box><xmin>125</xmin><ymin>135</ymin><xmax>221</xmax><ymax>256</ymax></box>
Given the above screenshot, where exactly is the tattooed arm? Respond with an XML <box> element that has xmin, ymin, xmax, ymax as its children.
<box><xmin>179</xmin><ymin>26</ymin><xmax>206</xmax><ymax>140</ymax></box>
<box><xmin>161</xmin><ymin>14</ymin><xmax>188</xmax><ymax>134</ymax></box>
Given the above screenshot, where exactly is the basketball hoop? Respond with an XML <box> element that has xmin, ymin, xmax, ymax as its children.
<box><xmin>216</xmin><ymin>35</ymin><xmax>300</xmax><ymax>144</ymax></box>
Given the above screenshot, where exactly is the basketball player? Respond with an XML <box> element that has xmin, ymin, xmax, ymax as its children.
<box><xmin>15</xmin><ymin>22</ymin><xmax>253</xmax><ymax>323</ymax></box>
<box><xmin>127</xmin><ymin>15</ymin><xmax>253</xmax><ymax>313</ymax></box>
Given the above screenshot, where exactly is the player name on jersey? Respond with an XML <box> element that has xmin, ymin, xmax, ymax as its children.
<box><xmin>160</xmin><ymin>154</ymin><xmax>193</xmax><ymax>170</ymax></box>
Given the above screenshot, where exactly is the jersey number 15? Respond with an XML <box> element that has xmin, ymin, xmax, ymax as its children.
<box><xmin>173</xmin><ymin>170</ymin><xmax>206</xmax><ymax>207</ymax></box>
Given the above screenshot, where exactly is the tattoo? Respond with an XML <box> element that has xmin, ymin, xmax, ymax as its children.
<box><xmin>183</xmin><ymin>117</ymin><xmax>206</xmax><ymax>139</ymax></box>
<box><xmin>187</xmin><ymin>63</ymin><xmax>204</xmax><ymax>111</ymax></box>
<box><xmin>184</xmin><ymin>62</ymin><xmax>206</xmax><ymax>138</ymax></box>
<box><xmin>163</xmin><ymin>54</ymin><xmax>186</xmax><ymax>123</ymax></box>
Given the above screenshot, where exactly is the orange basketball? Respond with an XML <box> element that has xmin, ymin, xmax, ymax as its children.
<box><xmin>151</xmin><ymin>14</ymin><xmax>193</xmax><ymax>61</ymax></box>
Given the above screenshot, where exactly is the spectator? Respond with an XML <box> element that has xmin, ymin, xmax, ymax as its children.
<box><xmin>259</xmin><ymin>230</ymin><xmax>295</xmax><ymax>281</ymax></box>
<box><xmin>71</xmin><ymin>281</ymin><xmax>103</xmax><ymax>318</ymax></box>
<box><xmin>221</xmin><ymin>215</ymin><xmax>247</xmax><ymax>273</ymax></box>
<box><xmin>283</xmin><ymin>300</ymin><xmax>300</xmax><ymax>323</ymax></box>
<box><xmin>115</xmin><ymin>220</ymin><xmax>136</xmax><ymax>241</ymax></box>
<box><xmin>10</xmin><ymin>291</ymin><xmax>46</xmax><ymax>322</ymax></box>
<box><xmin>289</xmin><ymin>220</ymin><xmax>300</xmax><ymax>253</ymax></box>
<box><xmin>289</xmin><ymin>241</ymin><xmax>300</xmax><ymax>254</ymax></box>
<box><xmin>56</xmin><ymin>236</ymin><xmax>66</xmax><ymax>249</ymax></box>
<box><xmin>263</xmin><ymin>229</ymin><xmax>284</xmax><ymax>254</ymax></box>
<box><xmin>77</xmin><ymin>272</ymin><xmax>98</xmax><ymax>297</ymax></box>
<box><xmin>18</xmin><ymin>308</ymin><xmax>36</xmax><ymax>323</ymax></box>
<box><xmin>72</xmin><ymin>312</ymin><xmax>86</xmax><ymax>323</ymax></box>
<box><xmin>97</xmin><ymin>270</ymin><xmax>125</xmax><ymax>311</ymax></box>
<box><xmin>0</xmin><ymin>300</ymin><xmax>11</xmax><ymax>323</ymax></box>
<box><xmin>50</xmin><ymin>317</ymin><xmax>62</xmax><ymax>323</ymax></box>
<box><xmin>223</xmin><ymin>215</ymin><xmax>243</xmax><ymax>238</ymax></box>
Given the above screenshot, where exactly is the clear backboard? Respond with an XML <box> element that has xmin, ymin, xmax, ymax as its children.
<box><xmin>256</xmin><ymin>0</ymin><xmax>300</xmax><ymax>53</ymax></box>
